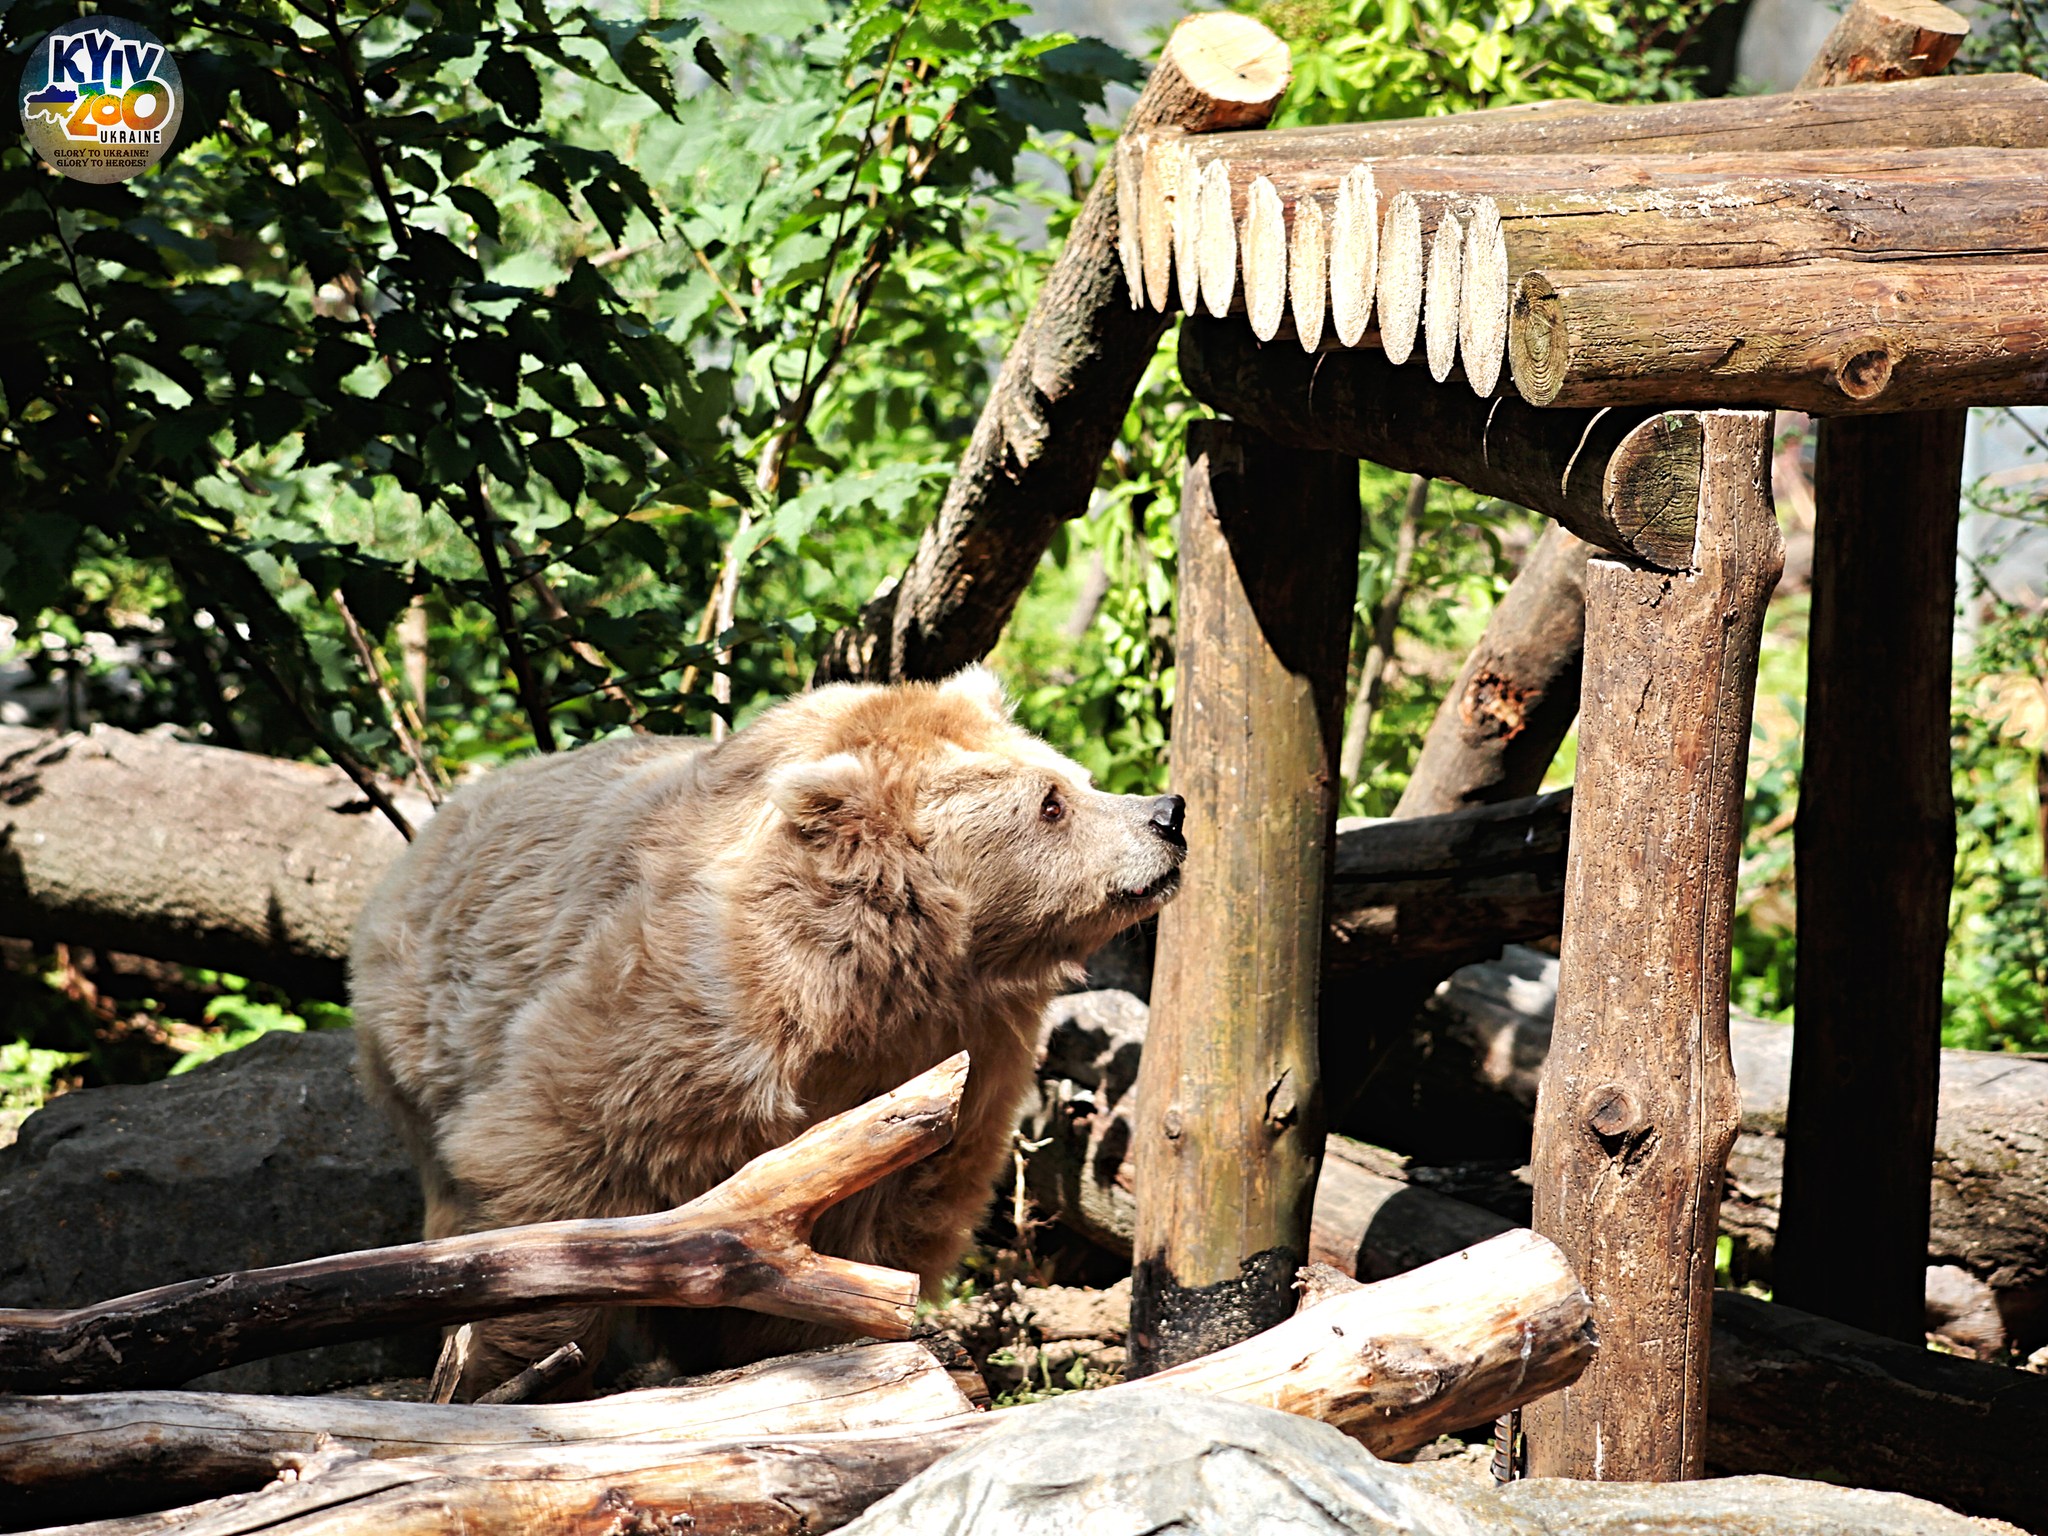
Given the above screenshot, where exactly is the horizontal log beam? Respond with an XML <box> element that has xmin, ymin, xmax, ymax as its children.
<box><xmin>1511</xmin><ymin>261</ymin><xmax>2048</xmax><ymax>413</ymax></box>
<box><xmin>0</xmin><ymin>1057</ymin><xmax>970</xmax><ymax>1394</ymax></box>
<box><xmin>1178</xmin><ymin>315</ymin><xmax>1702</xmax><ymax>568</ymax></box>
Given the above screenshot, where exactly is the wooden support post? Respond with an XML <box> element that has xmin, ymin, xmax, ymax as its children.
<box><xmin>1775</xmin><ymin>0</ymin><xmax>1970</xmax><ymax>1348</ymax></box>
<box><xmin>1527</xmin><ymin>411</ymin><xmax>1782</xmax><ymax>1480</ymax></box>
<box><xmin>1775</xmin><ymin>413</ymin><xmax>1964</xmax><ymax>1340</ymax></box>
<box><xmin>1128</xmin><ymin>421</ymin><xmax>1359</xmax><ymax>1374</ymax></box>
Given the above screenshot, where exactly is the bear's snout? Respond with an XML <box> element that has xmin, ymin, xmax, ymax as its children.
<box><xmin>1148</xmin><ymin>793</ymin><xmax>1186</xmax><ymax>850</ymax></box>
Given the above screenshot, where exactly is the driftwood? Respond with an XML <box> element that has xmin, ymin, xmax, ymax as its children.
<box><xmin>1178</xmin><ymin>317</ymin><xmax>1700</xmax><ymax>569</ymax></box>
<box><xmin>0</xmin><ymin>1058</ymin><xmax>969</xmax><ymax>1395</ymax></box>
<box><xmin>813</xmin><ymin>11</ymin><xmax>1288</xmax><ymax>685</ymax></box>
<box><xmin>23</xmin><ymin>1232</ymin><xmax>1591</xmax><ymax>1536</ymax></box>
<box><xmin>1129</xmin><ymin>423</ymin><xmax>1356</xmax><ymax>1373</ymax></box>
<box><xmin>1509</xmin><ymin>260</ymin><xmax>2048</xmax><ymax>413</ymax></box>
<box><xmin>0</xmin><ymin>1342</ymin><xmax>974</xmax><ymax>1522</ymax></box>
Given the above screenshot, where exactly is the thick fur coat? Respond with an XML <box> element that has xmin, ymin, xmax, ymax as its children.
<box><xmin>349</xmin><ymin>668</ymin><xmax>1184</xmax><ymax>1395</ymax></box>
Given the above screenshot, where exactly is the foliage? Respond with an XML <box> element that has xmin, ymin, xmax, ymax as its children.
<box><xmin>1956</xmin><ymin>0</ymin><xmax>2048</xmax><ymax>77</ymax></box>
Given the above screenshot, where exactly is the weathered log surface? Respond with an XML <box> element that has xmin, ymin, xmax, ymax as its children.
<box><xmin>813</xmin><ymin>11</ymin><xmax>1286</xmax><ymax>685</ymax></box>
<box><xmin>1395</xmin><ymin>527</ymin><xmax>1590</xmax><ymax>818</ymax></box>
<box><xmin>1510</xmin><ymin>261</ymin><xmax>2048</xmax><ymax>414</ymax></box>
<box><xmin>1708</xmin><ymin>1290</ymin><xmax>2048</xmax><ymax>1533</ymax></box>
<box><xmin>1327</xmin><ymin>790</ymin><xmax>1570</xmax><ymax>975</ymax></box>
<box><xmin>0</xmin><ymin>1057</ymin><xmax>970</xmax><ymax>1394</ymax></box>
<box><xmin>0</xmin><ymin>1342</ymin><xmax>972</xmax><ymax>1521</ymax></box>
<box><xmin>24</xmin><ymin>1232</ymin><xmax>1592</xmax><ymax>1536</ymax></box>
<box><xmin>1130</xmin><ymin>423</ymin><xmax>1355</xmax><ymax>1373</ymax></box>
<box><xmin>0</xmin><ymin>726</ymin><xmax>413</xmax><ymax>999</ymax></box>
<box><xmin>1528</xmin><ymin>413</ymin><xmax>1781</xmax><ymax>1481</ymax></box>
<box><xmin>1798</xmin><ymin>0</ymin><xmax>1970</xmax><ymax>88</ymax></box>
<box><xmin>1178</xmin><ymin>318</ymin><xmax>1697</xmax><ymax>569</ymax></box>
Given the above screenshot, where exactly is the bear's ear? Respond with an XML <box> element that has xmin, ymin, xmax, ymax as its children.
<box><xmin>768</xmin><ymin>752</ymin><xmax>874</xmax><ymax>835</ymax></box>
<box><xmin>939</xmin><ymin>663</ymin><xmax>1011</xmax><ymax>721</ymax></box>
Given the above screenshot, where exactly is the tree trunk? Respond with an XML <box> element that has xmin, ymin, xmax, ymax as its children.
<box><xmin>0</xmin><ymin>1341</ymin><xmax>973</xmax><ymax>1523</ymax></box>
<box><xmin>1527</xmin><ymin>412</ymin><xmax>1781</xmax><ymax>1481</ymax></box>
<box><xmin>36</xmin><ymin>1232</ymin><xmax>1591</xmax><ymax>1536</ymax></box>
<box><xmin>812</xmin><ymin>11</ymin><xmax>1289</xmax><ymax>685</ymax></box>
<box><xmin>1129</xmin><ymin>422</ymin><xmax>1357</xmax><ymax>1373</ymax></box>
<box><xmin>0</xmin><ymin>726</ymin><xmax>410</xmax><ymax>999</ymax></box>
<box><xmin>1178</xmin><ymin>317</ymin><xmax>1701</xmax><ymax>569</ymax></box>
<box><xmin>1394</xmin><ymin>526</ymin><xmax>1591</xmax><ymax>818</ymax></box>
<box><xmin>1508</xmin><ymin>260</ymin><xmax>2048</xmax><ymax>413</ymax></box>
<box><xmin>1777</xmin><ymin>410</ymin><xmax>1965</xmax><ymax>1340</ymax></box>
<box><xmin>0</xmin><ymin>1058</ymin><xmax>969</xmax><ymax>1394</ymax></box>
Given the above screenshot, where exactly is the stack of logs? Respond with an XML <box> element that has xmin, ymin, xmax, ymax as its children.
<box><xmin>1116</xmin><ymin>69</ymin><xmax>2048</xmax><ymax>414</ymax></box>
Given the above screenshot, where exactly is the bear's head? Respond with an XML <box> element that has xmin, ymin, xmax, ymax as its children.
<box><xmin>753</xmin><ymin>667</ymin><xmax>1186</xmax><ymax>1001</ymax></box>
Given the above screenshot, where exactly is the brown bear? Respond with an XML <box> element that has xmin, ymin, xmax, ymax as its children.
<box><xmin>349</xmin><ymin>667</ymin><xmax>1185</xmax><ymax>1397</ymax></box>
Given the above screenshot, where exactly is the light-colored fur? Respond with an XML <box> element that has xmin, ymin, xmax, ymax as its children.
<box><xmin>349</xmin><ymin>668</ymin><xmax>1183</xmax><ymax>1396</ymax></box>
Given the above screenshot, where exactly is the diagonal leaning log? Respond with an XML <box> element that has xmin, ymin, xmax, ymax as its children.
<box><xmin>0</xmin><ymin>1056</ymin><xmax>971</xmax><ymax>1395</ymax></box>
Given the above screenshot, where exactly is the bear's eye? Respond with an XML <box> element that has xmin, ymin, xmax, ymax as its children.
<box><xmin>1040</xmin><ymin>786</ymin><xmax>1065</xmax><ymax>824</ymax></box>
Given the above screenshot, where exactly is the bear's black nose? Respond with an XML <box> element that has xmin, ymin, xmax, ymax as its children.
<box><xmin>1150</xmin><ymin>794</ymin><xmax>1186</xmax><ymax>841</ymax></box>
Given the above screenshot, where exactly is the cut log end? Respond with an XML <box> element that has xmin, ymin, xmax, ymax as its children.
<box><xmin>1378</xmin><ymin>193</ymin><xmax>1425</xmax><ymax>367</ymax></box>
<box><xmin>1330</xmin><ymin>165</ymin><xmax>1379</xmax><ymax>348</ymax></box>
<box><xmin>1425</xmin><ymin>210</ymin><xmax>1466</xmax><ymax>384</ymax></box>
<box><xmin>1509</xmin><ymin>271</ymin><xmax>1569</xmax><ymax>406</ymax></box>
<box><xmin>1289</xmin><ymin>195</ymin><xmax>1330</xmax><ymax>352</ymax></box>
<box><xmin>1459</xmin><ymin>197</ymin><xmax>1508</xmax><ymax>398</ymax></box>
<box><xmin>1243</xmin><ymin>176</ymin><xmax>1288</xmax><ymax>341</ymax></box>
<box><xmin>1138</xmin><ymin>133</ymin><xmax>1184</xmax><ymax>312</ymax></box>
<box><xmin>1157</xmin><ymin>12</ymin><xmax>1294</xmax><ymax>130</ymax></box>
<box><xmin>1115</xmin><ymin>134</ymin><xmax>1146</xmax><ymax>309</ymax></box>
<box><xmin>1171</xmin><ymin>140</ymin><xmax>1203</xmax><ymax>314</ymax></box>
<box><xmin>1602</xmin><ymin>412</ymin><xmax>1707</xmax><ymax>572</ymax></box>
<box><xmin>1197</xmin><ymin>158</ymin><xmax>1239</xmax><ymax>319</ymax></box>
<box><xmin>1797</xmin><ymin>0</ymin><xmax>1971</xmax><ymax>88</ymax></box>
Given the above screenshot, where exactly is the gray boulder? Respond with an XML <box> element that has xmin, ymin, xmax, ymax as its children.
<box><xmin>0</xmin><ymin>1029</ymin><xmax>433</xmax><ymax>1392</ymax></box>
<box><xmin>839</xmin><ymin>1391</ymin><xmax>1990</xmax><ymax>1536</ymax></box>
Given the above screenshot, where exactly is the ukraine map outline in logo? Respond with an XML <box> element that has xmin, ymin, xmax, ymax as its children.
<box><xmin>19</xmin><ymin>16</ymin><xmax>183</xmax><ymax>184</ymax></box>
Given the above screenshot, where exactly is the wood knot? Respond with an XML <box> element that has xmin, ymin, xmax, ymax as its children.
<box><xmin>1585</xmin><ymin>1084</ymin><xmax>1646</xmax><ymax>1143</ymax></box>
<box><xmin>1162</xmin><ymin>1107</ymin><xmax>1184</xmax><ymax>1140</ymax></box>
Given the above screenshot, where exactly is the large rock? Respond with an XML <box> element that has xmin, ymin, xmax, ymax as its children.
<box><xmin>0</xmin><ymin>1029</ymin><xmax>433</xmax><ymax>1392</ymax></box>
<box><xmin>839</xmin><ymin>1390</ymin><xmax>1991</xmax><ymax>1536</ymax></box>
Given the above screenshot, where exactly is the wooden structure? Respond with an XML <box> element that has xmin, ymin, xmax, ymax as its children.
<box><xmin>1126</xmin><ymin>0</ymin><xmax>2048</xmax><ymax>1479</ymax></box>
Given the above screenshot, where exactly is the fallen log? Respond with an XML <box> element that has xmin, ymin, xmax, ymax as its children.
<box><xmin>1509</xmin><ymin>260</ymin><xmax>2048</xmax><ymax>413</ymax></box>
<box><xmin>812</xmin><ymin>11</ymin><xmax>1287</xmax><ymax>685</ymax></box>
<box><xmin>1708</xmin><ymin>1290</ymin><xmax>2048</xmax><ymax>1533</ymax></box>
<box><xmin>1177</xmin><ymin>316</ymin><xmax>1699</xmax><ymax>569</ymax></box>
<box><xmin>0</xmin><ymin>1341</ymin><xmax>974</xmax><ymax>1522</ymax></box>
<box><xmin>24</xmin><ymin>1231</ymin><xmax>1592</xmax><ymax>1536</ymax></box>
<box><xmin>0</xmin><ymin>1057</ymin><xmax>969</xmax><ymax>1394</ymax></box>
<box><xmin>0</xmin><ymin>725</ymin><xmax>412</xmax><ymax>999</ymax></box>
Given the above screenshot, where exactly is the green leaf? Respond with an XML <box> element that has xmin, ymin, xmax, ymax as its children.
<box><xmin>446</xmin><ymin>185</ymin><xmax>503</xmax><ymax>244</ymax></box>
<box><xmin>528</xmin><ymin>437</ymin><xmax>586</xmax><ymax>504</ymax></box>
<box><xmin>477</xmin><ymin>47</ymin><xmax>543</xmax><ymax>127</ymax></box>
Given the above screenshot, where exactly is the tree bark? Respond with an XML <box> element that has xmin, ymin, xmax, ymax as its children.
<box><xmin>0</xmin><ymin>1341</ymin><xmax>973</xmax><ymax>1522</ymax></box>
<box><xmin>1129</xmin><ymin>422</ymin><xmax>1357</xmax><ymax>1373</ymax></box>
<box><xmin>0</xmin><ymin>726</ymin><xmax>412</xmax><ymax>999</ymax></box>
<box><xmin>1178</xmin><ymin>317</ymin><xmax>1700</xmax><ymax>569</ymax></box>
<box><xmin>1508</xmin><ymin>260</ymin><xmax>2048</xmax><ymax>413</ymax></box>
<box><xmin>33</xmin><ymin>1232</ymin><xmax>1591</xmax><ymax>1536</ymax></box>
<box><xmin>1527</xmin><ymin>412</ymin><xmax>1781</xmax><ymax>1481</ymax></box>
<box><xmin>1777</xmin><ymin>411</ymin><xmax>1966</xmax><ymax>1340</ymax></box>
<box><xmin>0</xmin><ymin>1057</ymin><xmax>969</xmax><ymax>1394</ymax></box>
<box><xmin>1394</xmin><ymin>526</ymin><xmax>1591</xmax><ymax>818</ymax></box>
<box><xmin>1797</xmin><ymin>0</ymin><xmax>1971</xmax><ymax>88</ymax></box>
<box><xmin>813</xmin><ymin>11</ymin><xmax>1288</xmax><ymax>685</ymax></box>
